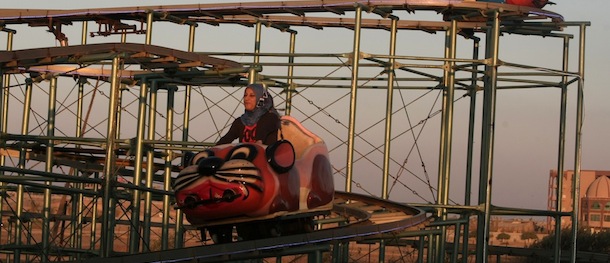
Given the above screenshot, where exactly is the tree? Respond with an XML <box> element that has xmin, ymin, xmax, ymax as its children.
<box><xmin>496</xmin><ymin>232</ymin><xmax>510</xmax><ymax>245</ymax></box>
<box><xmin>520</xmin><ymin>231</ymin><xmax>538</xmax><ymax>246</ymax></box>
<box><xmin>531</xmin><ymin>227</ymin><xmax>610</xmax><ymax>253</ymax></box>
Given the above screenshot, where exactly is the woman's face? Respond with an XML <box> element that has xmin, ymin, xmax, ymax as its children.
<box><xmin>243</xmin><ymin>87</ymin><xmax>257</xmax><ymax>111</ymax></box>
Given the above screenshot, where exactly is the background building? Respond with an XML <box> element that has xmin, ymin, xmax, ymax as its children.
<box><xmin>548</xmin><ymin>170</ymin><xmax>610</xmax><ymax>231</ymax></box>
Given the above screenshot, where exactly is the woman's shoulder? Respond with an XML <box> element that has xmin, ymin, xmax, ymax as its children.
<box><xmin>230</xmin><ymin>117</ymin><xmax>244</xmax><ymax>127</ymax></box>
<box><xmin>259</xmin><ymin>112</ymin><xmax>280</xmax><ymax>126</ymax></box>
<box><xmin>261</xmin><ymin>111</ymin><xmax>280</xmax><ymax>120</ymax></box>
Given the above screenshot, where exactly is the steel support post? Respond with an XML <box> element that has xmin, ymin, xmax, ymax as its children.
<box><xmin>570</xmin><ymin>23</ymin><xmax>587</xmax><ymax>263</ymax></box>
<box><xmin>129</xmin><ymin>78</ymin><xmax>149</xmax><ymax>253</ymax></box>
<box><xmin>462</xmin><ymin>37</ymin><xmax>480</xmax><ymax>263</ymax></box>
<box><xmin>143</xmin><ymin>80</ymin><xmax>158</xmax><ymax>251</ymax></box>
<box><xmin>175</xmin><ymin>23</ymin><xmax>198</xmax><ymax>249</ymax></box>
<box><xmin>553</xmin><ymin>35</ymin><xmax>570</xmax><ymax>263</ymax></box>
<box><xmin>249</xmin><ymin>21</ymin><xmax>263</xmax><ymax>84</ymax></box>
<box><xmin>435</xmin><ymin>19</ymin><xmax>457</xmax><ymax>262</ymax></box>
<box><xmin>41</xmin><ymin>77</ymin><xmax>58</xmax><ymax>263</ymax></box>
<box><xmin>101</xmin><ymin>56</ymin><xmax>122</xmax><ymax>257</ymax></box>
<box><xmin>70</xmin><ymin>21</ymin><xmax>89</xmax><ymax>257</ymax></box>
<box><xmin>379</xmin><ymin>15</ymin><xmax>399</xmax><ymax>263</ymax></box>
<box><xmin>284</xmin><ymin>30</ymin><xmax>297</xmax><ymax>116</ymax></box>
<box><xmin>345</xmin><ymin>4</ymin><xmax>363</xmax><ymax>193</ymax></box>
<box><xmin>476</xmin><ymin>10</ymin><xmax>500</xmax><ymax>263</ymax></box>
<box><xmin>14</xmin><ymin>79</ymin><xmax>33</xmax><ymax>263</ymax></box>
<box><xmin>89</xmin><ymin>172</ymin><xmax>100</xmax><ymax>251</ymax></box>
<box><xmin>0</xmin><ymin>66</ymin><xmax>3</xmax><ymax>262</ymax></box>
<box><xmin>0</xmin><ymin>29</ymin><xmax>12</xmax><ymax>252</ymax></box>
<box><xmin>71</xmin><ymin>77</ymin><xmax>87</xmax><ymax>257</ymax></box>
<box><xmin>382</xmin><ymin>16</ymin><xmax>398</xmax><ymax>202</ymax></box>
<box><xmin>162</xmin><ymin>85</ymin><xmax>177</xmax><ymax>250</ymax></box>
<box><xmin>145</xmin><ymin>11</ymin><xmax>153</xmax><ymax>45</ymax></box>
<box><xmin>1</xmin><ymin>30</ymin><xmax>12</xmax><ymax>133</ymax></box>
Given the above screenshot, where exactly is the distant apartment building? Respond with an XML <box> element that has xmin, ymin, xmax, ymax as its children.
<box><xmin>548</xmin><ymin>170</ymin><xmax>610</xmax><ymax>231</ymax></box>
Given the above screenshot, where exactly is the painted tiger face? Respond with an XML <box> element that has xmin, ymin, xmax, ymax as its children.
<box><xmin>173</xmin><ymin>141</ymin><xmax>296</xmax><ymax>225</ymax></box>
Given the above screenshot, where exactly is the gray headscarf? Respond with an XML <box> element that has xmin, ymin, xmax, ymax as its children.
<box><xmin>240</xmin><ymin>83</ymin><xmax>278</xmax><ymax>126</ymax></box>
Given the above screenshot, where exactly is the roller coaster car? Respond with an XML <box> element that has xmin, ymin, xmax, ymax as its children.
<box><xmin>173</xmin><ymin>116</ymin><xmax>334</xmax><ymax>243</ymax></box>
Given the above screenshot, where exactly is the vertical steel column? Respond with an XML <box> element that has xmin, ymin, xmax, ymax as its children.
<box><xmin>382</xmin><ymin>16</ymin><xmax>398</xmax><ymax>200</ymax></box>
<box><xmin>345</xmin><ymin>4</ymin><xmax>363</xmax><ymax>192</ymax></box>
<box><xmin>417</xmin><ymin>236</ymin><xmax>424</xmax><ymax>263</ymax></box>
<box><xmin>182</xmin><ymin>25</ymin><xmax>196</xmax><ymax>143</ymax></box>
<box><xmin>101</xmin><ymin>56</ymin><xmax>121</xmax><ymax>257</ymax></box>
<box><xmin>89</xmin><ymin>172</ymin><xmax>100</xmax><ymax>250</ymax></box>
<box><xmin>72</xmin><ymin>77</ymin><xmax>87</xmax><ymax>253</ymax></box>
<box><xmin>145</xmin><ymin>11</ymin><xmax>154</xmax><ymax>45</ymax></box>
<box><xmin>476</xmin><ymin>10</ymin><xmax>500</xmax><ymax>263</ymax></box>
<box><xmin>129</xmin><ymin>78</ymin><xmax>149</xmax><ymax>253</ymax></box>
<box><xmin>462</xmin><ymin>37</ymin><xmax>480</xmax><ymax>263</ymax></box>
<box><xmin>438</xmin><ymin>19</ymin><xmax>458</xmax><ymax>212</ymax></box>
<box><xmin>0</xmin><ymin>30</ymin><xmax>12</xmax><ymax>134</ymax></box>
<box><xmin>249</xmin><ymin>21</ymin><xmax>262</xmax><ymax>84</ymax></box>
<box><xmin>0</xmin><ymin>29</ymin><xmax>14</xmax><ymax>250</ymax></box>
<box><xmin>143</xmin><ymin>81</ymin><xmax>158</xmax><ymax>251</ymax></box>
<box><xmin>121</xmin><ymin>29</ymin><xmax>127</xmax><ymax>43</ymax></box>
<box><xmin>570</xmin><ymin>23</ymin><xmax>587</xmax><ymax>263</ymax></box>
<box><xmin>553</xmin><ymin>35</ymin><xmax>570</xmax><ymax>263</ymax></box>
<box><xmin>89</xmin><ymin>172</ymin><xmax>103</xmax><ymax>253</ymax></box>
<box><xmin>0</xmin><ymin>58</ymin><xmax>3</xmax><ymax>260</ymax></box>
<box><xmin>284</xmin><ymin>30</ymin><xmax>297</xmax><ymax>116</ymax></box>
<box><xmin>42</xmin><ymin>77</ymin><xmax>58</xmax><ymax>263</ymax></box>
<box><xmin>175</xmin><ymin>24</ymin><xmax>198</xmax><ymax>249</ymax></box>
<box><xmin>435</xmin><ymin>19</ymin><xmax>457</xmax><ymax>262</ymax></box>
<box><xmin>81</xmin><ymin>21</ymin><xmax>88</xmax><ymax>45</ymax></box>
<box><xmin>162</xmin><ymin>85</ymin><xmax>177</xmax><ymax>250</ymax></box>
<box><xmin>116</xmin><ymin>90</ymin><xmax>124</xmax><ymax>140</ymax></box>
<box><xmin>379</xmin><ymin>15</ymin><xmax>398</xmax><ymax>263</ymax></box>
<box><xmin>14</xmin><ymin>79</ymin><xmax>33</xmax><ymax>263</ymax></box>
<box><xmin>72</xmin><ymin>20</ymin><xmax>88</xmax><ymax>255</ymax></box>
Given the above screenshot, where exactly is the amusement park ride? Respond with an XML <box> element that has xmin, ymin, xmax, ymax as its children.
<box><xmin>0</xmin><ymin>0</ymin><xmax>591</xmax><ymax>262</ymax></box>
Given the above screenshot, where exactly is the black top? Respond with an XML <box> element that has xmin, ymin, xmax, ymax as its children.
<box><xmin>216</xmin><ymin>112</ymin><xmax>280</xmax><ymax>145</ymax></box>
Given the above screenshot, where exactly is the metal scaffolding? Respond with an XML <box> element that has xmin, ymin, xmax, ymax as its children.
<box><xmin>0</xmin><ymin>1</ymin><xmax>590</xmax><ymax>262</ymax></box>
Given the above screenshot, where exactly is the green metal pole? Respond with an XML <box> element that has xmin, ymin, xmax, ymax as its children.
<box><xmin>436</xmin><ymin>19</ymin><xmax>457</xmax><ymax>262</ymax></box>
<box><xmin>129</xmin><ymin>78</ymin><xmax>149</xmax><ymax>253</ymax></box>
<box><xmin>379</xmin><ymin>15</ymin><xmax>398</xmax><ymax>263</ymax></box>
<box><xmin>570</xmin><ymin>23</ymin><xmax>587</xmax><ymax>263</ymax></box>
<box><xmin>14</xmin><ymin>79</ymin><xmax>33</xmax><ymax>263</ymax></box>
<box><xmin>249</xmin><ymin>21</ymin><xmax>262</xmax><ymax>84</ymax></box>
<box><xmin>101</xmin><ymin>56</ymin><xmax>121</xmax><ymax>257</ymax></box>
<box><xmin>175</xmin><ymin>23</ymin><xmax>198</xmax><ymax>249</ymax></box>
<box><xmin>285</xmin><ymin>30</ymin><xmax>297</xmax><ymax>116</ymax></box>
<box><xmin>143</xmin><ymin>81</ymin><xmax>158</xmax><ymax>251</ymax></box>
<box><xmin>345</xmin><ymin>4</ymin><xmax>363</xmax><ymax>193</ymax></box>
<box><xmin>89</xmin><ymin>172</ymin><xmax>100</xmax><ymax>252</ymax></box>
<box><xmin>0</xmin><ymin>29</ymin><xmax>13</xmax><ymax>256</ymax></box>
<box><xmin>553</xmin><ymin>35</ymin><xmax>570</xmax><ymax>263</ymax></box>
<box><xmin>72</xmin><ymin>20</ymin><xmax>88</xmax><ymax>257</ymax></box>
<box><xmin>145</xmin><ymin>11</ymin><xmax>153</xmax><ymax>45</ymax></box>
<box><xmin>162</xmin><ymin>85</ymin><xmax>177</xmax><ymax>250</ymax></box>
<box><xmin>382</xmin><ymin>16</ymin><xmax>398</xmax><ymax>201</ymax></box>
<box><xmin>476</xmin><ymin>10</ymin><xmax>500</xmax><ymax>263</ymax></box>
<box><xmin>462</xmin><ymin>37</ymin><xmax>480</xmax><ymax>263</ymax></box>
<box><xmin>42</xmin><ymin>77</ymin><xmax>58</xmax><ymax>263</ymax></box>
<box><xmin>0</xmin><ymin>30</ymin><xmax>12</xmax><ymax>135</ymax></box>
<box><xmin>72</xmin><ymin>77</ymin><xmax>86</xmax><ymax>255</ymax></box>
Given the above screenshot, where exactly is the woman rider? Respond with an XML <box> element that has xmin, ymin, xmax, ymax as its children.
<box><xmin>216</xmin><ymin>83</ymin><xmax>280</xmax><ymax>145</ymax></box>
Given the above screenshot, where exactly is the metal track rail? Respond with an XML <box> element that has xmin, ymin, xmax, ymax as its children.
<box><xmin>80</xmin><ymin>191</ymin><xmax>428</xmax><ymax>263</ymax></box>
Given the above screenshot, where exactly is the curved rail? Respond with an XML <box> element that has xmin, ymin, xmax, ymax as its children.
<box><xmin>81</xmin><ymin>191</ymin><xmax>428</xmax><ymax>263</ymax></box>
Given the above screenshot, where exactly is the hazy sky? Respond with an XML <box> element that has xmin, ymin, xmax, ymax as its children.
<box><xmin>1</xmin><ymin>0</ymin><xmax>608</xmax><ymax>211</ymax></box>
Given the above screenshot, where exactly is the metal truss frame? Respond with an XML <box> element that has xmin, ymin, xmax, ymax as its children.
<box><xmin>0</xmin><ymin>1</ymin><xmax>590</xmax><ymax>262</ymax></box>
